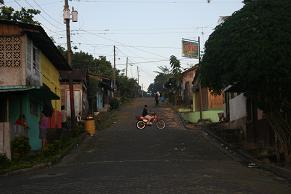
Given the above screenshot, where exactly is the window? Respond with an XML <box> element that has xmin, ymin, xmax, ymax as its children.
<box><xmin>32</xmin><ymin>46</ymin><xmax>39</xmax><ymax>75</ymax></box>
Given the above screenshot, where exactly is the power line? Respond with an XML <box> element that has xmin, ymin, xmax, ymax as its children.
<box><xmin>70</xmin><ymin>0</ymin><xmax>239</xmax><ymax>4</ymax></box>
<box><xmin>32</xmin><ymin>0</ymin><xmax>64</xmax><ymax>26</ymax></box>
<box><xmin>24</xmin><ymin>0</ymin><xmax>61</xmax><ymax>29</ymax></box>
<box><xmin>78</xmin><ymin>29</ymin><xmax>169</xmax><ymax>60</ymax></box>
<box><xmin>13</xmin><ymin>0</ymin><xmax>21</xmax><ymax>7</ymax></box>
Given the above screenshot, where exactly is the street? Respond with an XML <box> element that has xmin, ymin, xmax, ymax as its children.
<box><xmin>0</xmin><ymin>97</ymin><xmax>290</xmax><ymax>194</ymax></box>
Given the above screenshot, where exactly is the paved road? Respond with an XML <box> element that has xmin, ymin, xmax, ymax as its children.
<box><xmin>0</xmin><ymin>98</ymin><xmax>290</xmax><ymax>194</ymax></box>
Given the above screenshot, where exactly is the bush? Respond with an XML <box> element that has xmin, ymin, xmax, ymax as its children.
<box><xmin>11</xmin><ymin>136</ymin><xmax>31</xmax><ymax>160</ymax></box>
<box><xmin>42</xmin><ymin>141</ymin><xmax>62</xmax><ymax>157</ymax></box>
<box><xmin>0</xmin><ymin>154</ymin><xmax>10</xmax><ymax>168</ymax></box>
<box><xmin>110</xmin><ymin>98</ymin><xmax>120</xmax><ymax>110</ymax></box>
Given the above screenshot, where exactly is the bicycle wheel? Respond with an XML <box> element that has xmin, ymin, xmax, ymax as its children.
<box><xmin>136</xmin><ymin>120</ymin><xmax>146</xmax><ymax>130</ymax></box>
<box><xmin>156</xmin><ymin>119</ymin><xmax>165</xmax><ymax>129</ymax></box>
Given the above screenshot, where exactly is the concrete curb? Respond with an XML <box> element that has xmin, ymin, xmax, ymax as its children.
<box><xmin>178</xmin><ymin>112</ymin><xmax>291</xmax><ymax>182</ymax></box>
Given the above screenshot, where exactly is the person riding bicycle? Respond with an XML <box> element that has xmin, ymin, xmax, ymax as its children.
<box><xmin>142</xmin><ymin>105</ymin><xmax>154</xmax><ymax>125</ymax></box>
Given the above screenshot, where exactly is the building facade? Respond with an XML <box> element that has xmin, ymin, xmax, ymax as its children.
<box><xmin>0</xmin><ymin>20</ymin><xmax>70</xmax><ymax>158</ymax></box>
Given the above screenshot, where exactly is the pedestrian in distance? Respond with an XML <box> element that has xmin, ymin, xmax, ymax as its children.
<box><xmin>155</xmin><ymin>91</ymin><xmax>160</xmax><ymax>106</ymax></box>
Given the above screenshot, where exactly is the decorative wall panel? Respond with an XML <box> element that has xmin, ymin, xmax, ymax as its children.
<box><xmin>0</xmin><ymin>36</ymin><xmax>21</xmax><ymax>68</ymax></box>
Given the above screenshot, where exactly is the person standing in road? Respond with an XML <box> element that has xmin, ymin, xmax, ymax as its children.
<box><xmin>155</xmin><ymin>92</ymin><xmax>160</xmax><ymax>106</ymax></box>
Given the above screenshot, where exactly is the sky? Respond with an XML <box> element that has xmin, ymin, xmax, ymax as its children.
<box><xmin>4</xmin><ymin>0</ymin><xmax>244</xmax><ymax>90</ymax></box>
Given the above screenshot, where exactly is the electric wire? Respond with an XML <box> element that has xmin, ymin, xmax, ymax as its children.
<box><xmin>24</xmin><ymin>0</ymin><xmax>60</xmax><ymax>30</ymax></box>
<box><xmin>32</xmin><ymin>0</ymin><xmax>64</xmax><ymax>26</ymax></box>
<box><xmin>77</xmin><ymin>29</ymin><xmax>169</xmax><ymax>60</ymax></box>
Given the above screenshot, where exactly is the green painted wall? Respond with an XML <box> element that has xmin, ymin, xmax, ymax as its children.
<box><xmin>179</xmin><ymin>109</ymin><xmax>224</xmax><ymax>123</ymax></box>
<box><xmin>9</xmin><ymin>93</ymin><xmax>41</xmax><ymax>150</ymax></box>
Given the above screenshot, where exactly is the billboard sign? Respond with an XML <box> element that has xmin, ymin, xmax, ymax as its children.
<box><xmin>182</xmin><ymin>39</ymin><xmax>199</xmax><ymax>59</ymax></box>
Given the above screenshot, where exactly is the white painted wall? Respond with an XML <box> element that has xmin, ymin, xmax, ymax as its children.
<box><xmin>229</xmin><ymin>93</ymin><xmax>247</xmax><ymax>121</ymax></box>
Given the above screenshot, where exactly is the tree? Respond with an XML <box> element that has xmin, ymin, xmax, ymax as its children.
<box><xmin>148</xmin><ymin>66</ymin><xmax>171</xmax><ymax>95</ymax></box>
<box><xmin>169</xmin><ymin>55</ymin><xmax>182</xmax><ymax>76</ymax></box>
<box><xmin>0</xmin><ymin>6</ymin><xmax>40</xmax><ymax>25</ymax></box>
<box><xmin>201</xmin><ymin>0</ymin><xmax>291</xmax><ymax>110</ymax></box>
<box><xmin>71</xmin><ymin>51</ymin><xmax>98</xmax><ymax>73</ymax></box>
<box><xmin>200</xmin><ymin>0</ymin><xmax>291</xmax><ymax>161</ymax></box>
<box><xmin>168</xmin><ymin>55</ymin><xmax>182</xmax><ymax>105</ymax></box>
<box><xmin>95</xmin><ymin>56</ymin><xmax>114</xmax><ymax>79</ymax></box>
<box><xmin>117</xmin><ymin>76</ymin><xmax>139</xmax><ymax>98</ymax></box>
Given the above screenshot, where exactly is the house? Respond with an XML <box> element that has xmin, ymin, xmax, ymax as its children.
<box><xmin>0</xmin><ymin>20</ymin><xmax>70</xmax><ymax>158</ymax></box>
<box><xmin>180</xmin><ymin>66</ymin><xmax>197</xmax><ymax>107</ymax></box>
<box><xmin>179</xmin><ymin>68</ymin><xmax>224</xmax><ymax>123</ymax></box>
<box><xmin>223</xmin><ymin>85</ymin><xmax>273</xmax><ymax>149</ymax></box>
<box><xmin>88</xmin><ymin>73</ymin><xmax>113</xmax><ymax>113</ymax></box>
<box><xmin>60</xmin><ymin>69</ymin><xmax>89</xmax><ymax>119</ymax></box>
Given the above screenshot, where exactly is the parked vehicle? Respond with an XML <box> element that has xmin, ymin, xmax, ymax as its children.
<box><xmin>136</xmin><ymin>113</ymin><xmax>166</xmax><ymax>130</ymax></box>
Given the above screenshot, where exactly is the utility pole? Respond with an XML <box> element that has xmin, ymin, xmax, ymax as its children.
<box><xmin>64</xmin><ymin>0</ymin><xmax>72</xmax><ymax>65</ymax></box>
<box><xmin>198</xmin><ymin>36</ymin><xmax>203</xmax><ymax>121</ymax></box>
<box><xmin>137</xmin><ymin>66</ymin><xmax>140</xmax><ymax>96</ymax></box>
<box><xmin>113</xmin><ymin>45</ymin><xmax>116</xmax><ymax>94</ymax></box>
<box><xmin>137</xmin><ymin>66</ymin><xmax>140</xmax><ymax>86</ymax></box>
<box><xmin>64</xmin><ymin>0</ymin><xmax>78</xmax><ymax>128</ymax></box>
<box><xmin>125</xmin><ymin>57</ymin><xmax>128</xmax><ymax>77</ymax></box>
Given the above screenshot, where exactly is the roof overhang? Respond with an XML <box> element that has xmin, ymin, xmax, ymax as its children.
<box><xmin>0</xmin><ymin>85</ymin><xmax>59</xmax><ymax>100</ymax></box>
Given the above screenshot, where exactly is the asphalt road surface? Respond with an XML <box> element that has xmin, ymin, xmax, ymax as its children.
<box><xmin>0</xmin><ymin>98</ymin><xmax>290</xmax><ymax>194</ymax></box>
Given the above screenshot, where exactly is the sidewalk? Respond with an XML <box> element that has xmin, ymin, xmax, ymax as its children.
<box><xmin>178</xmin><ymin>113</ymin><xmax>291</xmax><ymax>182</ymax></box>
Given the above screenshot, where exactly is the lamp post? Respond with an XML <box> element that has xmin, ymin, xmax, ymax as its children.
<box><xmin>64</xmin><ymin>0</ymin><xmax>78</xmax><ymax>128</ymax></box>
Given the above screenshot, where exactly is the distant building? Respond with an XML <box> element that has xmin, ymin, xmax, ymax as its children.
<box><xmin>60</xmin><ymin>69</ymin><xmax>89</xmax><ymax>118</ymax></box>
<box><xmin>179</xmin><ymin>66</ymin><xmax>224</xmax><ymax>123</ymax></box>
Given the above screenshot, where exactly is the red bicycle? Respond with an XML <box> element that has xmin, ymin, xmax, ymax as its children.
<box><xmin>136</xmin><ymin>113</ymin><xmax>166</xmax><ymax>130</ymax></box>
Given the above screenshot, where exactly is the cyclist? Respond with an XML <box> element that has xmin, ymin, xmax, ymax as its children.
<box><xmin>142</xmin><ymin>105</ymin><xmax>153</xmax><ymax>124</ymax></box>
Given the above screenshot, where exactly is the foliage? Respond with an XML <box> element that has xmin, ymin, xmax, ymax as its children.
<box><xmin>167</xmin><ymin>55</ymin><xmax>182</xmax><ymax>104</ymax></box>
<box><xmin>95</xmin><ymin>56</ymin><xmax>114</xmax><ymax>79</ymax></box>
<box><xmin>170</xmin><ymin>55</ymin><xmax>182</xmax><ymax>76</ymax></box>
<box><xmin>200</xmin><ymin>0</ymin><xmax>291</xmax><ymax>112</ymax></box>
<box><xmin>11</xmin><ymin>136</ymin><xmax>31</xmax><ymax>160</ymax></box>
<box><xmin>0</xmin><ymin>154</ymin><xmax>10</xmax><ymax>168</ymax></box>
<box><xmin>117</xmin><ymin>75</ymin><xmax>139</xmax><ymax>98</ymax></box>
<box><xmin>148</xmin><ymin>66</ymin><xmax>171</xmax><ymax>95</ymax></box>
<box><xmin>71</xmin><ymin>51</ymin><xmax>98</xmax><ymax>72</ymax></box>
<box><xmin>42</xmin><ymin>141</ymin><xmax>62</xmax><ymax>157</ymax></box>
<box><xmin>72</xmin><ymin>52</ymin><xmax>113</xmax><ymax>78</ymax></box>
<box><xmin>0</xmin><ymin>6</ymin><xmax>40</xmax><ymax>25</ymax></box>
